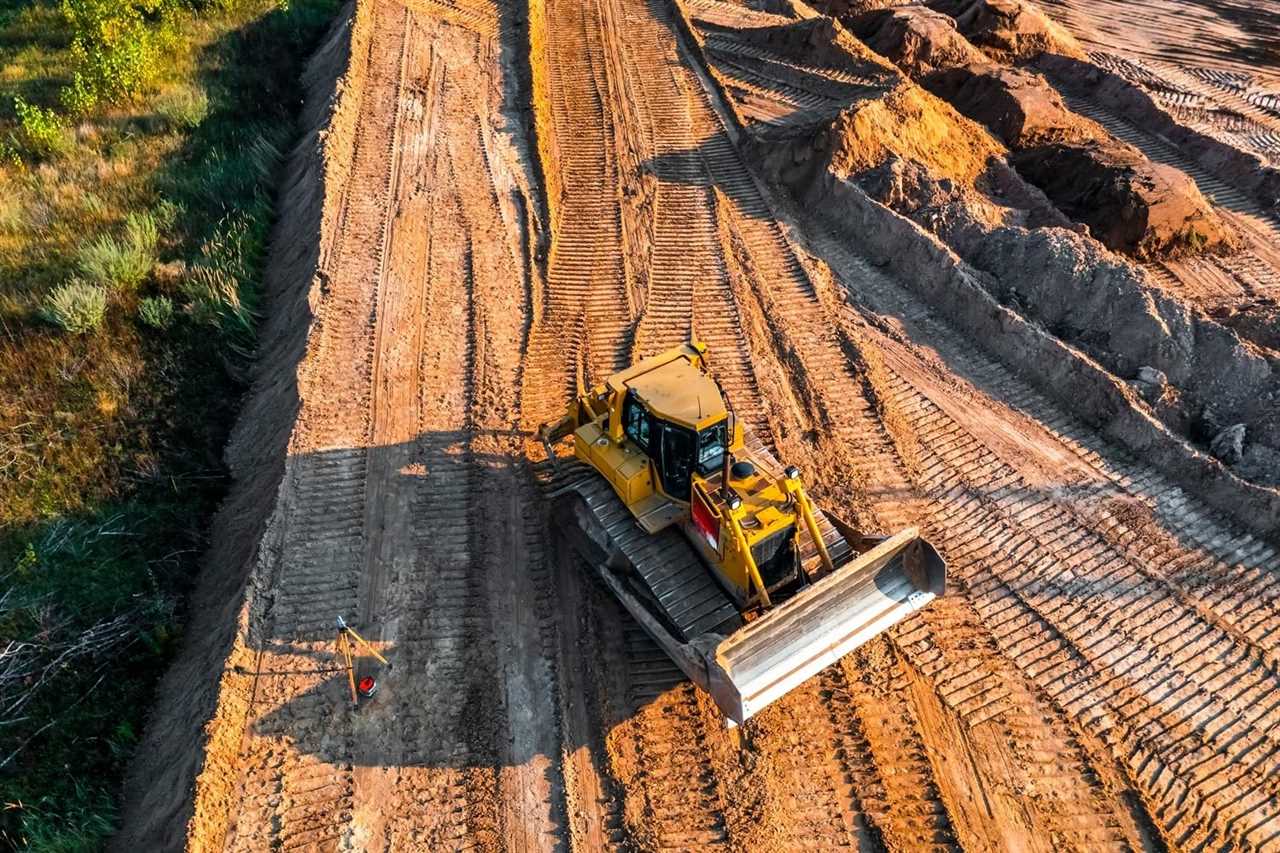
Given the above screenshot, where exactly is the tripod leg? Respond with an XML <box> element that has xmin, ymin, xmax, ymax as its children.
<box><xmin>339</xmin><ymin>631</ymin><xmax>357</xmax><ymax>706</ymax></box>
<box><xmin>344</xmin><ymin>626</ymin><xmax>389</xmax><ymax>667</ymax></box>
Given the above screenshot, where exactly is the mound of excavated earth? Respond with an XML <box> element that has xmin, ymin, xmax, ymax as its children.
<box><xmin>849</xmin><ymin>12</ymin><xmax>1235</xmax><ymax>261</ymax></box>
<box><xmin>922</xmin><ymin>64</ymin><xmax>1091</xmax><ymax>147</ymax></box>
<box><xmin>1010</xmin><ymin>139</ymin><xmax>1235</xmax><ymax>257</ymax></box>
<box><xmin>850</xmin><ymin>6</ymin><xmax>988</xmax><ymax>76</ymax></box>
<box><xmin>702</xmin><ymin>12</ymin><xmax>1280</xmax><ymax>485</ymax></box>
<box><xmin>925</xmin><ymin>0</ymin><xmax>1084</xmax><ymax>61</ymax></box>
<box><xmin>727</xmin><ymin>14</ymin><xmax>893</xmax><ymax>79</ymax></box>
<box><xmin>818</xmin><ymin>85</ymin><xmax>1004</xmax><ymax>188</ymax></box>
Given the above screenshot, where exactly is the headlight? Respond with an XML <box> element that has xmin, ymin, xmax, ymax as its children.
<box><xmin>785</xmin><ymin>465</ymin><xmax>800</xmax><ymax>480</ymax></box>
<box><xmin>727</xmin><ymin>494</ymin><xmax>742</xmax><ymax>510</ymax></box>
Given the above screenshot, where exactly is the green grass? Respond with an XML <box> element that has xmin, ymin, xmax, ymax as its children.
<box><xmin>137</xmin><ymin>294</ymin><xmax>174</xmax><ymax>328</ymax></box>
<box><xmin>0</xmin><ymin>0</ymin><xmax>340</xmax><ymax>847</ymax></box>
<box><xmin>39</xmin><ymin>279</ymin><xmax>106</xmax><ymax>332</ymax></box>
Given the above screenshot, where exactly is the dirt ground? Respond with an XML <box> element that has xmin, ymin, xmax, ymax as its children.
<box><xmin>114</xmin><ymin>0</ymin><xmax>1280</xmax><ymax>849</ymax></box>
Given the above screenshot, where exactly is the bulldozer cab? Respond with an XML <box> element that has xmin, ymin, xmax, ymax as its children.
<box><xmin>623</xmin><ymin>391</ymin><xmax>729</xmax><ymax>500</ymax></box>
<box><xmin>611</xmin><ymin>344</ymin><xmax>734</xmax><ymax>503</ymax></box>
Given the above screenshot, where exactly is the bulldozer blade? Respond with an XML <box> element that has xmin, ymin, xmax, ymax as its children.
<box><xmin>702</xmin><ymin>527</ymin><xmax>943</xmax><ymax>723</ymax></box>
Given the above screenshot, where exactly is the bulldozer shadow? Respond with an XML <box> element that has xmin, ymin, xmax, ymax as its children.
<box><xmin>242</xmin><ymin>428</ymin><xmax>685</xmax><ymax>778</ymax></box>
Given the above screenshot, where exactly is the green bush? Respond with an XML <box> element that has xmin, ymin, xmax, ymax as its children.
<box><xmin>78</xmin><ymin>212</ymin><xmax>159</xmax><ymax>290</ymax></box>
<box><xmin>153</xmin><ymin>84</ymin><xmax>209</xmax><ymax>129</ymax></box>
<box><xmin>59</xmin><ymin>0</ymin><xmax>176</xmax><ymax>112</ymax></box>
<box><xmin>13</xmin><ymin>96</ymin><xmax>72</xmax><ymax>158</ymax></box>
<box><xmin>137</xmin><ymin>295</ymin><xmax>174</xmax><ymax>328</ymax></box>
<box><xmin>40</xmin><ymin>281</ymin><xmax>108</xmax><ymax>334</ymax></box>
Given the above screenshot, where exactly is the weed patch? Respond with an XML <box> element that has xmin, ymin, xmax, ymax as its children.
<box><xmin>39</xmin><ymin>280</ymin><xmax>106</xmax><ymax>333</ymax></box>
<box><xmin>137</xmin><ymin>294</ymin><xmax>174</xmax><ymax>328</ymax></box>
<box><xmin>13</xmin><ymin>95</ymin><xmax>71</xmax><ymax>158</ymax></box>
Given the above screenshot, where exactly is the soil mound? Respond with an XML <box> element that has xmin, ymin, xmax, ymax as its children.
<box><xmin>732</xmin><ymin>15</ymin><xmax>895</xmax><ymax>76</ymax></box>
<box><xmin>820</xmin><ymin>83</ymin><xmax>1004</xmax><ymax>186</ymax></box>
<box><xmin>922</xmin><ymin>64</ymin><xmax>1092</xmax><ymax>147</ymax></box>
<box><xmin>924</xmin><ymin>0</ymin><xmax>1084</xmax><ymax>62</ymax></box>
<box><xmin>805</xmin><ymin>0</ymin><xmax>898</xmax><ymax>17</ymax></box>
<box><xmin>1010</xmin><ymin>140</ymin><xmax>1235</xmax><ymax>257</ymax></box>
<box><xmin>851</xmin><ymin>6</ymin><xmax>987</xmax><ymax>75</ymax></box>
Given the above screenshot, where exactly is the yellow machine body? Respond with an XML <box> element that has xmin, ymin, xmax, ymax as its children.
<box><xmin>543</xmin><ymin>342</ymin><xmax>946</xmax><ymax>722</ymax></box>
<box><xmin>554</xmin><ymin>342</ymin><xmax>823</xmax><ymax>610</ymax></box>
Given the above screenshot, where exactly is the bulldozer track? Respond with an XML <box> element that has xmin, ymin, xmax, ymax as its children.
<box><xmin>838</xmin><ymin>643</ymin><xmax>962</xmax><ymax>853</ymax></box>
<box><xmin>883</xmin><ymin>372</ymin><xmax>1280</xmax><ymax>848</ymax></box>
<box><xmin>627</xmin><ymin>678</ymin><xmax>733</xmax><ymax>849</ymax></box>
<box><xmin>1088</xmin><ymin>50</ymin><xmax>1280</xmax><ymax>162</ymax></box>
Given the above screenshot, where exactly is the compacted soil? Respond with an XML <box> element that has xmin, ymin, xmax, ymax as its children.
<box><xmin>115</xmin><ymin>0</ymin><xmax>1280</xmax><ymax>850</ymax></box>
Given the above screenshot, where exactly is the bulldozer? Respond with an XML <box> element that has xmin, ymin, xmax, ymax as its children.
<box><xmin>541</xmin><ymin>341</ymin><xmax>945</xmax><ymax>724</ymax></box>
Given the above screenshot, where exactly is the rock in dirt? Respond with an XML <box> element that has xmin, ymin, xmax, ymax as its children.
<box><xmin>925</xmin><ymin>0</ymin><xmax>1085</xmax><ymax>62</ymax></box>
<box><xmin>1137</xmin><ymin>365</ymin><xmax>1168</xmax><ymax>388</ymax></box>
<box><xmin>850</xmin><ymin>6</ymin><xmax>988</xmax><ymax>76</ymax></box>
<box><xmin>1009</xmin><ymin>140</ymin><xmax>1235</xmax><ymax>258</ymax></box>
<box><xmin>1129</xmin><ymin>365</ymin><xmax>1168</xmax><ymax>403</ymax></box>
<box><xmin>923</xmin><ymin>64</ymin><xmax>1096</xmax><ymax>148</ymax></box>
<box><xmin>1210</xmin><ymin>423</ymin><xmax>1247</xmax><ymax>465</ymax></box>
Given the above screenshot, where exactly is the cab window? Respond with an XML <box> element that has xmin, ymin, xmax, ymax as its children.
<box><xmin>623</xmin><ymin>392</ymin><xmax>651</xmax><ymax>450</ymax></box>
<box><xmin>697</xmin><ymin>420</ymin><xmax>727</xmax><ymax>475</ymax></box>
<box><xmin>658</xmin><ymin>423</ymin><xmax>696</xmax><ymax>498</ymax></box>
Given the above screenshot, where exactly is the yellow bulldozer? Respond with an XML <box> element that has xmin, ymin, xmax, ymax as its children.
<box><xmin>541</xmin><ymin>341</ymin><xmax>945</xmax><ymax>723</ymax></box>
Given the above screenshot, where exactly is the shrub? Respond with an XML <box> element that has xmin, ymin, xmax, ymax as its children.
<box><xmin>78</xmin><ymin>235</ymin><xmax>151</xmax><ymax>290</ymax></box>
<box><xmin>78</xmin><ymin>212</ymin><xmax>159</xmax><ymax>290</ymax></box>
<box><xmin>137</xmin><ymin>295</ymin><xmax>174</xmax><ymax>329</ymax></box>
<box><xmin>40</xmin><ymin>282</ymin><xmax>107</xmax><ymax>334</ymax></box>
<box><xmin>153</xmin><ymin>84</ymin><xmax>208</xmax><ymax>130</ymax></box>
<box><xmin>125</xmin><ymin>210</ymin><xmax>160</xmax><ymax>254</ymax></box>
<box><xmin>13</xmin><ymin>96</ymin><xmax>72</xmax><ymax>158</ymax></box>
<box><xmin>59</xmin><ymin>0</ymin><xmax>176</xmax><ymax>112</ymax></box>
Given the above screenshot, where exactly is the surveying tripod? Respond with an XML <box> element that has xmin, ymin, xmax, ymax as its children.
<box><xmin>335</xmin><ymin>615</ymin><xmax>390</xmax><ymax>706</ymax></box>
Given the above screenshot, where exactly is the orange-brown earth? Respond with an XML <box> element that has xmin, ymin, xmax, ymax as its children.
<box><xmin>115</xmin><ymin>0</ymin><xmax>1280</xmax><ymax>849</ymax></box>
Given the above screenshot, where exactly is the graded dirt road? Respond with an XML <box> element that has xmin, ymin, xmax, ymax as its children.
<box><xmin>116</xmin><ymin>0</ymin><xmax>1280</xmax><ymax>850</ymax></box>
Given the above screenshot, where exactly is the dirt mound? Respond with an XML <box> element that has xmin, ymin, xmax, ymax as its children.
<box><xmin>804</xmin><ymin>0</ymin><xmax>899</xmax><ymax>18</ymax></box>
<box><xmin>924</xmin><ymin>0</ymin><xmax>1084</xmax><ymax>62</ymax></box>
<box><xmin>922</xmin><ymin>64</ymin><xmax>1093</xmax><ymax>147</ymax></box>
<box><xmin>851</xmin><ymin>6</ymin><xmax>988</xmax><ymax>75</ymax></box>
<box><xmin>819</xmin><ymin>84</ymin><xmax>1004</xmax><ymax>186</ymax></box>
<box><xmin>716</xmin><ymin>14</ymin><xmax>1277</xmax><ymax>484</ymax></box>
<box><xmin>1010</xmin><ymin>140</ymin><xmax>1235</xmax><ymax>257</ymax></box>
<box><xmin>1040</xmin><ymin>53</ymin><xmax>1280</xmax><ymax>212</ymax></box>
<box><xmin>853</xmin><ymin>42</ymin><xmax>1237</xmax><ymax>261</ymax></box>
<box><xmin>731</xmin><ymin>14</ymin><xmax>896</xmax><ymax>77</ymax></box>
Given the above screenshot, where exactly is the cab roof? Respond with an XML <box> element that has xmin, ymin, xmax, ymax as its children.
<box><xmin>608</xmin><ymin>346</ymin><xmax>726</xmax><ymax>430</ymax></box>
